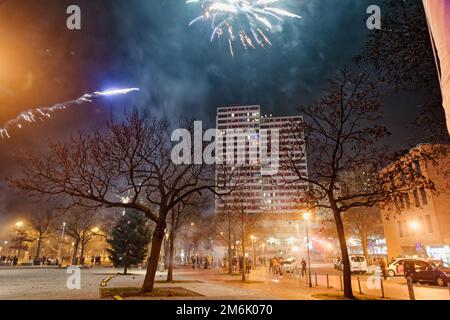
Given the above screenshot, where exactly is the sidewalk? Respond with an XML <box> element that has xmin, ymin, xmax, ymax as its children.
<box><xmin>110</xmin><ymin>266</ymin><xmax>450</xmax><ymax>300</ymax></box>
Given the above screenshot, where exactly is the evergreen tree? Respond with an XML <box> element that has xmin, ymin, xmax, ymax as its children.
<box><xmin>107</xmin><ymin>209</ymin><xmax>152</xmax><ymax>274</ymax></box>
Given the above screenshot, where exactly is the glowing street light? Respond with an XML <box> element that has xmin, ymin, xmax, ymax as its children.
<box><xmin>56</xmin><ymin>222</ymin><xmax>67</xmax><ymax>264</ymax></box>
<box><xmin>303</xmin><ymin>212</ymin><xmax>311</xmax><ymax>221</ymax></box>
<box><xmin>15</xmin><ymin>221</ymin><xmax>24</xmax><ymax>228</ymax></box>
<box><xmin>409</xmin><ymin>221</ymin><xmax>419</xmax><ymax>231</ymax></box>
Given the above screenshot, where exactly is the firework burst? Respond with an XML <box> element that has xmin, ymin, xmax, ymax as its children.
<box><xmin>0</xmin><ymin>88</ymin><xmax>140</xmax><ymax>139</ymax></box>
<box><xmin>187</xmin><ymin>0</ymin><xmax>301</xmax><ymax>56</ymax></box>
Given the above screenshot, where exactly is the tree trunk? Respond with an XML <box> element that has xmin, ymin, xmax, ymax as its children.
<box><xmin>241</xmin><ymin>217</ymin><xmax>246</xmax><ymax>282</ymax></box>
<box><xmin>332</xmin><ymin>204</ymin><xmax>354</xmax><ymax>299</ymax></box>
<box><xmin>167</xmin><ymin>232</ymin><xmax>175</xmax><ymax>282</ymax></box>
<box><xmin>163</xmin><ymin>235</ymin><xmax>170</xmax><ymax>269</ymax></box>
<box><xmin>123</xmin><ymin>265</ymin><xmax>128</xmax><ymax>275</ymax></box>
<box><xmin>80</xmin><ymin>240</ymin><xmax>85</xmax><ymax>265</ymax></box>
<box><xmin>228</xmin><ymin>243</ymin><xmax>233</xmax><ymax>275</ymax></box>
<box><xmin>241</xmin><ymin>241</ymin><xmax>247</xmax><ymax>282</ymax></box>
<box><xmin>142</xmin><ymin>221</ymin><xmax>166</xmax><ymax>292</ymax></box>
<box><xmin>34</xmin><ymin>236</ymin><xmax>42</xmax><ymax>265</ymax></box>
<box><xmin>17</xmin><ymin>245</ymin><xmax>22</xmax><ymax>264</ymax></box>
<box><xmin>228</xmin><ymin>219</ymin><xmax>233</xmax><ymax>274</ymax></box>
<box><xmin>72</xmin><ymin>238</ymin><xmax>80</xmax><ymax>265</ymax></box>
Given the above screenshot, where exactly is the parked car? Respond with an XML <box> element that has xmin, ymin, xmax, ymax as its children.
<box><xmin>403</xmin><ymin>259</ymin><xmax>450</xmax><ymax>287</ymax></box>
<box><xmin>349</xmin><ymin>255</ymin><xmax>368</xmax><ymax>274</ymax></box>
<box><xmin>332</xmin><ymin>256</ymin><xmax>368</xmax><ymax>274</ymax></box>
<box><xmin>280</xmin><ymin>258</ymin><xmax>297</xmax><ymax>273</ymax></box>
<box><xmin>387</xmin><ymin>258</ymin><xmax>408</xmax><ymax>277</ymax></box>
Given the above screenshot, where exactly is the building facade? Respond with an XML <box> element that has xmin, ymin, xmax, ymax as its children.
<box><xmin>215</xmin><ymin>105</ymin><xmax>308</xmax><ymax>215</ymax></box>
<box><xmin>215</xmin><ymin>105</ymin><xmax>312</xmax><ymax>258</ymax></box>
<box><xmin>381</xmin><ymin>144</ymin><xmax>450</xmax><ymax>263</ymax></box>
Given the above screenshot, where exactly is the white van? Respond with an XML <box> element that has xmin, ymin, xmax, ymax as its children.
<box><xmin>349</xmin><ymin>255</ymin><xmax>368</xmax><ymax>274</ymax></box>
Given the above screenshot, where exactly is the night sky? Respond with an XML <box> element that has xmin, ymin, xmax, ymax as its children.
<box><xmin>0</xmin><ymin>1</ymin><xmax>438</xmax><ymax>236</ymax></box>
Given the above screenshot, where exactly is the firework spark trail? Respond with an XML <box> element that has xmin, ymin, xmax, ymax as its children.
<box><xmin>187</xmin><ymin>0</ymin><xmax>301</xmax><ymax>56</ymax></box>
<box><xmin>0</xmin><ymin>88</ymin><xmax>140</xmax><ymax>139</ymax></box>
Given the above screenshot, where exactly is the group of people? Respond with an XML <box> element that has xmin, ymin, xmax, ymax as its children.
<box><xmin>191</xmin><ymin>255</ymin><xmax>216</xmax><ymax>270</ymax></box>
<box><xmin>0</xmin><ymin>254</ymin><xmax>105</xmax><ymax>267</ymax></box>
<box><xmin>231</xmin><ymin>256</ymin><xmax>254</xmax><ymax>274</ymax></box>
<box><xmin>73</xmin><ymin>255</ymin><xmax>103</xmax><ymax>266</ymax></box>
<box><xmin>0</xmin><ymin>255</ymin><xmax>19</xmax><ymax>266</ymax></box>
<box><xmin>269</xmin><ymin>257</ymin><xmax>308</xmax><ymax>276</ymax></box>
<box><xmin>0</xmin><ymin>255</ymin><xmax>59</xmax><ymax>266</ymax></box>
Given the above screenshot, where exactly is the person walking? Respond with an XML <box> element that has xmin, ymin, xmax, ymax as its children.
<box><xmin>301</xmin><ymin>258</ymin><xmax>307</xmax><ymax>277</ymax></box>
<box><xmin>379</xmin><ymin>258</ymin><xmax>387</xmax><ymax>280</ymax></box>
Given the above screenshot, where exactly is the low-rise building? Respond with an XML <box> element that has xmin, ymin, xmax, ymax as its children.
<box><xmin>380</xmin><ymin>144</ymin><xmax>450</xmax><ymax>263</ymax></box>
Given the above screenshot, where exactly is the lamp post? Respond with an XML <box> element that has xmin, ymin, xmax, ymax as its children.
<box><xmin>304</xmin><ymin>212</ymin><xmax>312</xmax><ymax>288</ymax></box>
<box><xmin>57</xmin><ymin>222</ymin><xmax>66</xmax><ymax>263</ymax></box>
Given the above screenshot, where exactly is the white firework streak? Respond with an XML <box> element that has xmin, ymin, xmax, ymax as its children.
<box><xmin>0</xmin><ymin>88</ymin><xmax>140</xmax><ymax>139</ymax></box>
<box><xmin>187</xmin><ymin>0</ymin><xmax>301</xmax><ymax>56</ymax></box>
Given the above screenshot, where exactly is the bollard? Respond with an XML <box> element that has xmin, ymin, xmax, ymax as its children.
<box><xmin>326</xmin><ymin>274</ymin><xmax>330</xmax><ymax>288</ymax></box>
<box><xmin>315</xmin><ymin>273</ymin><xmax>318</xmax><ymax>287</ymax></box>
<box><xmin>407</xmin><ymin>277</ymin><xmax>416</xmax><ymax>300</ymax></box>
<box><xmin>339</xmin><ymin>275</ymin><xmax>343</xmax><ymax>291</ymax></box>
<box><xmin>357</xmin><ymin>277</ymin><xmax>362</xmax><ymax>294</ymax></box>
<box><xmin>380</xmin><ymin>277</ymin><xmax>385</xmax><ymax>299</ymax></box>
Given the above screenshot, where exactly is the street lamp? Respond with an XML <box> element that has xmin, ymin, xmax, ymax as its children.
<box><xmin>15</xmin><ymin>221</ymin><xmax>24</xmax><ymax>229</ymax></box>
<box><xmin>56</xmin><ymin>222</ymin><xmax>66</xmax><ymax>264</ymax></box>
<box><xmin>303</xmin><ymin>211</ymin><xmax>312</xmax><ymax>288</ymax></box>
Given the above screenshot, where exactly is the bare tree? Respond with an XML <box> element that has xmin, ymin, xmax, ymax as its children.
<box><xmin>166</xmin><ymin>194</ymin><xmax>205</xmax><ymax>282</ymax></box>
<box><xmin>343</xmin><ymin>206</ymin><xmax>383</xmax><ymax>261</ymax></box>
<box><xmin>9</xmin><ymin>112</ymin><xmax>241</xmax><ymax>292</ymax></box>
<box><xmin>63</xmin><ymin>210</ymin><xmax>98</xmax><ymax>265</ymax></box>
<box><xmin>10</xmin><ymin>229</ymin><xmax>33</xmax><ymax>264</ymax></box>
<box><xmin>218</xmin><ymin>183</ymin><xmax>262</xmax><ymax>282</ymax></box>
<box><xmin>28</xmin><ymin>210</ymin><xmax>58</xmax><ymax>264</ymax></box>
<box><xmin>214</xmin><ymin>205</ymin><xmax>238</xmax><ymax>274</ymax></box>
<box><xmin>281</xmin><ymin>69</ymin><xmax>434</xmax><ymax>298</ymax></box>
<box><xmin>357</xmin><ymin>0</ymin><xmax>449</xmax><ymax>143</ymax></box>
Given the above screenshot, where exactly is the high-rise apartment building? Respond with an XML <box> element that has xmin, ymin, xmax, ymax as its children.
<box><xmin>215</xmin><ymin>105</ymin><xmax>308</xmax><ymax>215</ymax></box>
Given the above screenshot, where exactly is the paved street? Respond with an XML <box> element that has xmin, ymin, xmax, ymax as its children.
<box><xmin>0</xmin><ymin>265</ymin><xmax>449</xmax><ymax>300</ymax></box>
